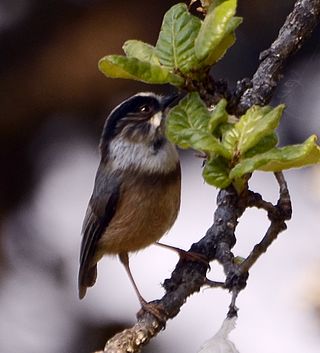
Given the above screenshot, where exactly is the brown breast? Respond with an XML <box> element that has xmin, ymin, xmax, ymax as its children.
<box><xmin>97</xmin><ymin>163</ymin><xmax>181</xmax><ymax>255</ymax></box>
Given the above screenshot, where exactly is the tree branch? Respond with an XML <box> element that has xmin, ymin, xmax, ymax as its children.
<box><xmin>97</xmin><ymin>186</ymin><xmax>245</xmax><ymax>353</ymax></box>
<box><xmin>94</xmin><ymin>0</ymin><xmax>317</xmax><ymax>351</ymax></box>
<box><xmin>97</xmin><ymin>175</ymin><xmax>292</xmax><ymax>353</ymax></box>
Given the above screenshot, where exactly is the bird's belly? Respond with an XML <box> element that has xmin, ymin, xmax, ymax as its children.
<box><xmin>97</xmin><ymin>168</ymin><xmax>180</xmax><ymax>255</ymax></box>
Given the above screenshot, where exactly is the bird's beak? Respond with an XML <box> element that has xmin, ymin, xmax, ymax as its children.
<box><xmin>161</xmin><ymin>92</ymin><xmax>185</xmax><ymax>110</ymax></box>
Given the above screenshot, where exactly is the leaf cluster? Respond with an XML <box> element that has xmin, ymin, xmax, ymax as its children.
<box><xmin>167</xmin><ymin>92</ymin><xmax>320</xmax><ymax>191</ymax></box>
<box><xmin>98</xmin><ymin>0</ymin><xmax>320</xmax><ymax>191</ymax></box>
<box><xmin>99</xmin><ymin>0</ymin><xmax>241</xmax><ymax>87</ymax></box>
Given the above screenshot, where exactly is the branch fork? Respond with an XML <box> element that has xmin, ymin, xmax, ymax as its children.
<box><xmin>95</xmin><ymin>0</ymin><xmax>320</xmax><ymax>351</ymax></box>
<box><xmin>99</xmin><ymin>172</ymin><xmax>292</xmax><ymax>353</ymax></box>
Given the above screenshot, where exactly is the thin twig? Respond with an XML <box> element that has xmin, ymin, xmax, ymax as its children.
<box><xmin>246</xmin><ymin>190</ymin><xmax>275</xmax><ymax>213</ymax></box>
<box><xmin>239</xmin><ymin>172</ymin><xmax>292</xmax><ymax>273</ymax></box>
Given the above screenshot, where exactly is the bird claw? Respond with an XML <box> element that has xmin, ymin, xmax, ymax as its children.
<box><xmin>137</xmin><ymin>301</ymin><xmax>168</xmax><ymax>326</ymax></box>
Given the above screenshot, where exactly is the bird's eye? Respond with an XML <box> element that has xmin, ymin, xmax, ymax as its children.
<box><xmin>139</xmin><ymin>105</ymin><xmax>151</xmax><ymax>113</ymax></box>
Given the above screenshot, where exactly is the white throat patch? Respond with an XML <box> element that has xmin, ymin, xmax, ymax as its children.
<box><xmin>149</xmin><ymin>112</ymin><xmax>162</xmax><ymax>128</ymax></box>
<box><xmin>108</xmin><ymin>137</ymin><xmax>179</xmax><ymax>174</ymax></box>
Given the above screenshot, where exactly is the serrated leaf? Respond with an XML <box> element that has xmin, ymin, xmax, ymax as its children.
<box><xmin>222</xmin><ymin>105</ymin><xmax>283</xmax><ymax>156</ymax></box>
<box><xmin>203</xmin><ymin>156</ymin><xmax>232</xmax><ymax>188</ymax></box>
<box><xmin>194</xmin><ymin>0</ymin><xmax>237</xmax><ymax>62</ymax></box>
<box><xmin>230</xmin><ymin>135</ymin><xmax>320</xmax><ymax>179</ymax></box>
<box><xmin>208</xmin><ymin>99</ymin><xmax>228</xmax><ymax>133</ymax></box>
<box><xmin>166</xmin><ymin>92</ymin><xmax>231</xmax><ymax>158</ymax></box>
<box><xmin>98</xmin><ymin>55</ymin><xmax>184</xmax><ymax>85</ymax></box>
<box><xmin>122</xmin><ymin>40</ymin><xmax>160</xmax><ymax>65</ymax></box>
<box><xmin>155</xmin><ymin>3</ymin><xmax>201</xmax><ymax>74</ymax></box>
<box><xmin>244</xmin><ymin>133</ymin><xmax>278</xmax><ymax>158</ymax></box>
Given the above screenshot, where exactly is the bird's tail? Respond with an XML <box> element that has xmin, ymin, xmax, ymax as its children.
<box><xmin>78</xmin><ymin>264</ymin><xmax>97</xmax><ymax>299</ymax></box>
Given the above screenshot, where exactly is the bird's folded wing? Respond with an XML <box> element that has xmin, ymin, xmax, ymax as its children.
<box><xmin>78</xmin><ymin>165</ymin><xmax>121</xmax><ymax>299</ymax></box>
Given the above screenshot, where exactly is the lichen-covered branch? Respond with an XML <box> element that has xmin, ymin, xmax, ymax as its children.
<box><xmin>99</xmin><ymin>317</ymin><xmax>162</xmax><ymax>353</ymax></box>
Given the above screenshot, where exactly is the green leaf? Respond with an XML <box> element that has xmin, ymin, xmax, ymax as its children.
<box><xmin>204</xmin><ymin>32</ymin><xmax>235</xmax><ymax>66</ymax></box>
<box><xmin>203</xmin><ymin>17</ymin><xmax>242</xmax><ymax>65</ymax></box>
<box><xmin>215</xmin><ymin>122</ymin><xmax>234</xmax><ymax>139</ymax></box>
<box><xmin>221</xmin><ymin>120</ymin><xmax>240</xmax><ymax>155</ymax></box>
<box><xmin>177</xmin><ymin>128</ymin><xmax>231</xmax><ymax>156</ymax></box>
<box><xmin>155</xmin><ymin>3</ymin><xmax>201</xmax><ymax>74</ymax></box>
<box><xmin>169</xmin><ymin>92</ymin><xmax>210</xmax><ymax>131</ymax></box>
<box><xmin>98</xmin><ymin>55</ymin><xmax>184</xmax><ymax>85</ymax></box>
<box><xmin>244</xmin><ymin>133</ymin><xmax>278</xmax><ymax>158</ymax></box>
<box><xmin>122</xmin><ymin>40</ymin><xmax>160</xmax><ymax>65</ymax></box>
<box><xmin>210</xmin><ymin>0</ymin><xmax>230</xmax><ymax>8</ymax></box>
<box><xmin>203</xmin><ymin>156</ymin><xmax>232</xmax><ymax>188</ymax></box>
<box><xmin>222</xmin><ymin>104</ymin><xmax>284</xmax><ymax>156</ymax></box>
<box><xmin>237</xmin><ymin>104</ymin><xmax>284</xmax><ymax>155</ymax></box>
<box><xmin>194</xmin><ymin>0</ymin><xmax>238</xmax><ymax>62</ymax></box>
<box><xmin>230</xmin><ymin>135</ymin><xmax>320</xmax><ymax>179</ymax></box>
<box><xmin>166</xmin><ymin>92</ymin><xmax>231</xmax><ymax>158</ymax></box>
<box><xmin>226</xmin><ymin>16</ymin><xmax>243</xmax><ymax>33</ymax></box>
<box><xmin>208</xmin><ymin>99</ymin><xmax>228</xmax><ymax>133</ymax></box>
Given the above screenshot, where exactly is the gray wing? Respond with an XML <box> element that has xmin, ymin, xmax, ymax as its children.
<box><xmin>78</xmin><ymin>164</ymin><xmax>121</xmax><ymax>299</ymax></box>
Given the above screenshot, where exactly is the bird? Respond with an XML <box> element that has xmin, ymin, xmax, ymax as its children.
<box><xmin>78</xmin><ymin>92</ymin><xmax>181</xmax><ymax>309</ymax></box>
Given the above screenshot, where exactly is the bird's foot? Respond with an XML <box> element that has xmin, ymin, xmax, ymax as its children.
<box><xmin>137</xmin><ymin>300</ymin><xmax>167</xmax><ymax>326</ymax></box>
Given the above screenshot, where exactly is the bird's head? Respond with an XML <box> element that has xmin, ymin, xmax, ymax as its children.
<box><xmin>100</xmin><ymin>92</ymin><xmax>180</xmax><ymax>150</ymax></box>
<box><xmin>99</xmin><ymin>92</ymin><xmax>181</xmax><ymax>174</ymax></box>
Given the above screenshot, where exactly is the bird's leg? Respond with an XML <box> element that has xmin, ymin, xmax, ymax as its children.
<box><xmin>118</xmin><ymin>252</ymin><xmax>167</xmax><ymax>322</ymax></box>
<box><xmin>155</xmin><ymin>242</ymin><xmax>209</xmax><ymax>267</ymax></box>
<box><xmin>119</xmin><ymin>252</ymin><xmax>146</xmax><ymax>304</ymax></box>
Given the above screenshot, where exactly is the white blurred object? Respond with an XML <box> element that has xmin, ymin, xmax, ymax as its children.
<box><xmin>198</xmin><ymin>317</ymin><xmax>239</xmax><ymax>353</ymax></box>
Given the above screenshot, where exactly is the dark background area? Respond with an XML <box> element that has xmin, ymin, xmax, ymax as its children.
<box><xmin>1</xmin><ymin>1</ymin><xmax>320</xmax><ymax>352</ymax></box>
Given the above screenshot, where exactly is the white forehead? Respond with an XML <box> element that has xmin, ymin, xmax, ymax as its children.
<box><xmin>132</xmin><ymin>92</ymin><xmax>160</xmax><ymax>99</ymax></box>
<box><xmin>109</xmin><ymin>92</ymin><xmax>161</xmax><ymax>115</ymax></box>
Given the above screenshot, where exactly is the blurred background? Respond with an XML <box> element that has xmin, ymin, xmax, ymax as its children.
<box><xmin>0</xmin><ymin>0</ymin><xmax>320</xmax><ymax>352</ymax></box>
